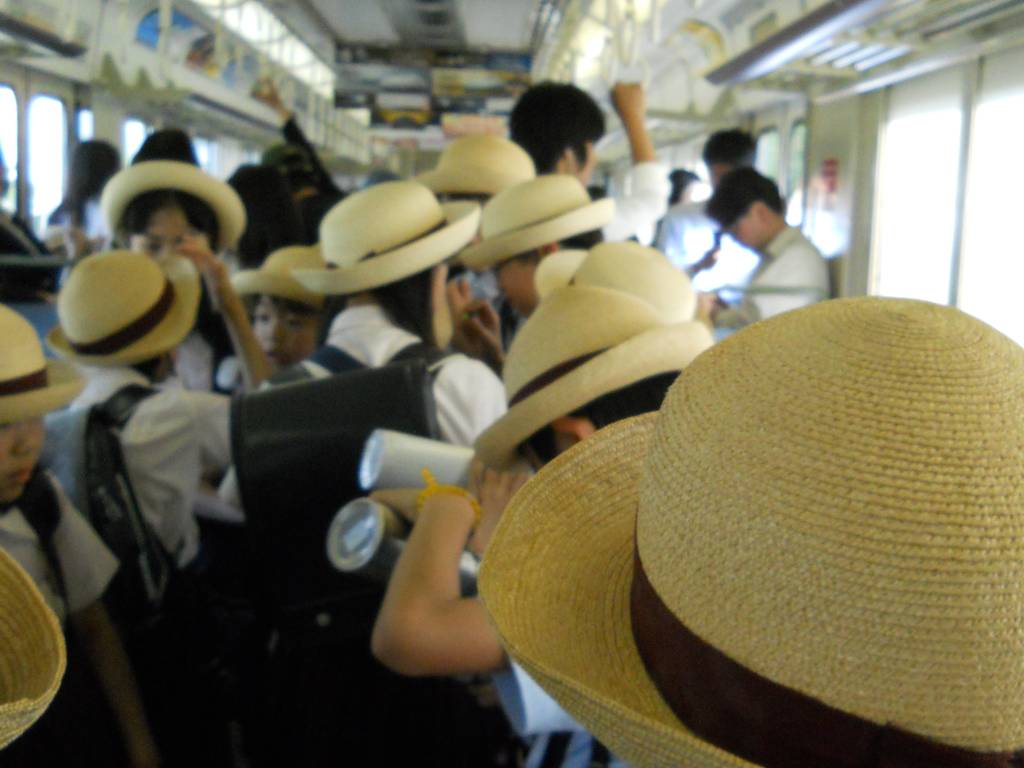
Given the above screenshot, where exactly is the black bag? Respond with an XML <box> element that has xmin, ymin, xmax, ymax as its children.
<box><xmin>43</xmin><ymin>385</ymin><xmax>172</xmax><ymax>630</ymax></box>
<box><xmin>232</xmin><ymin>342</ymin><xmax>447</xmax><ymax>629</ymax></box>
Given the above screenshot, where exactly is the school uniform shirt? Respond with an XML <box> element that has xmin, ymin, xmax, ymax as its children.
<box><xmin>493</xmin><ymin>662</ymin><xmax>626</xmax><ymax>768</ymax></box>
<box><xmin>603</xmin><ymin>161</ymin><xmax>670</xmax><ymax>246</ymax></box>
<box><xmin>0</xmin><ymin>472</ymin><xmax>118</xmax><ymax>622</ymax></box>
<box><xmin>71</xmin><ymin>366</ymin><xmax>232</xmax><ymax>567</ymax></box>
<box><xmin>716</xmin><ymin>226</ymin><xmax>830</xmax><ymax>328</ymax></box>
<box><xmin>325</xmin><ymin>304</ymin><xmax>507</xmax><ymax>447</ymax></box>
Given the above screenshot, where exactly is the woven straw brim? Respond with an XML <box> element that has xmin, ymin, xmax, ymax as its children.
<box><xmin>47</xmin><ymin>256</ymin><xmax>201</xmax><ymax>366</ymax></box>
<box><xmin>231</xmin><ymin>270</ymin><xmax>324</xmax><ymax>309</ymax></box>
<box><xmin>534</xmin><ymin>250</ymin><xmax>587</xmax><ymax>299</ymax></box>
<box><xmin>0</xmin><ymin>548</ymin><xmax>65</xmax><ymax>748</ymax></box>
<box><xmin>480</xmin><ymin>415</ymin><xmax>758</xmax><ymax>768</ymax></box>
<box><xmin>474</xmin><ymin>322</ymin><xmax>713</xmax><ymax>469</ymax></box>
<box><xmin>460</xmin><ymin>198</ymin><xmax>615</xmax><ymax>271</ymax></box>
<box><xmin>0</xmin><ymin>359</ymin><xmax>83</xmax><ymax>424</ymax></box>
<box><xmin>415</xmin><ymin>164</ymin><xmax>531</xmax><ymax>197</ymax></box>
<box><xmin>294</xmin><ymin>202</ymin><xmax>480</xmax><ymax>295</ymax></box>
<box><xmin>100</xmin><ymin>160</ymin><xmax>246</xmax><ymax>250</ymax></box>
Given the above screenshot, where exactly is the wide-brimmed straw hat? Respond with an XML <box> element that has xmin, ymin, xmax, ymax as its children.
<box><xmin>535</xmin><ymin>242</ymin><xmax>696</xmax><ymax>323</ymax></box>
<box><xmin>416</xmin><ymin>135</ymin><xmax>535</xmax><ymax>197</ymax></box>
<box><xmin>294</xmin><ymin>180</ymin><xmax>480</xmax><ymax>296</ymax></box>
<box><xmin>459</xmin><ymin>175</ymin><xmax>615</xmax><ymax>271</ymax></box>
<box><xmin>48</xmin><ymin>250</ymin><xmax>200</xmax><ymax>367</ymax></box>
<box><xmin>0</xmin><ymin>305</ymin><xmax>82</xmax><ymax>424</ymax></box>
<box><xmin>474</xmin><ymin>280</ymin><xmax>712</xmax><ymax>469</ymax></box>
<box><xmin>101</xmin><ymin>160</ymin><xmax>247</xmax><ymax>250</ymax></box>
<box><xmin>231</xmin><ymin>245</ymin><xmax>325</xmax><ymax>309</ymax></box>
<box><xmin>0</xmin><ymin>547</ymin><xmax>65</xmax><ymax>748</ymax></box>
<box><xmin>481</xmin><ymin>297</ymin><xmax>1024</xmax><ymax>768</ymax></box>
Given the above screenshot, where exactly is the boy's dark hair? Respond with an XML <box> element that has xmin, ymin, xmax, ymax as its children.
<box><xmin>702</xmin><ymin>130</ymin><xmax>756</xmax><ymax>169</ymax></box>
<box><xmin>706</xmin><ymin>168</ymin><xmax>784</xmax><ymax>229</ymax></box>
<box><xmin>132</xmin><ymin>129</ymin><xmax>198</xmax><ymax>166</ymax></box>
<box><xmin>524</xmin><ymin>371</ymin><xmax>679</xmax><ymax>465</ymax></box>
<box><xmin>228</xmin><ymin>165</ymin><xmax>304</xmax><ymax>269</ymax></box>
<box><xmin>119</xmin><ymin>189</ymin><xmax>220</xmax><ymax>246</ymax></box>
<box><xmin>131</xmin><ymin>355</ymin><xmax>166</xmax><ymax>381</ymax></box>
<box><xmin>372</xmin><ymin>268</ymin><xmax>439</xmax><ymax>348</ymax></box>
<box><xmin>510</xmin><ymin>82</ymin><xmax>605</xmax><ymax>174</ymax></box>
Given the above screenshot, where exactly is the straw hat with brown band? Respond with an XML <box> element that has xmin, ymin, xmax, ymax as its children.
<box><xmin>415</xmin><ymin>135</ymin><xmax>536</xmax><ymax>197</ymax></box>
<box><xmin>534</xmin><ymin>241</ymin><xmax>697</xmax><ymax>324</ymax></box>
<box><xmin>474</xmin><ymin>282</ymin><xmax>712</xmax><ymax>469</ymax></box>
<box><xmin>100</xmin><ymin>160</ymin><xmax>247</xmax><ymax>251</ymax></box>
<box><xmin>459</xmin><ymin>175</ymin><xmax>615</xmax><ymax>271</ymax></box>
<box><xmin>480</xmin><ymin>297</ymin><xmax>1024</xmax><ymax>768</ymax></box>
<box><xmin>0</xmin><ymin>547</ymin><xmax>66</xmax><ymax>749</ymax></box>
<box><xmin>293</xmin><ymin>180</ymin><xmax>480</xmax><ymax>296</ymax></box>
<box><xmin>0</xmin><ymin>305</ymin><xmax>83</xmax><ymax>424</ymax></box>
<box><xmin>231</xmin><ymin>245</ymin><xmax>325</xmax><ymax>309</ymax></box>
<box><xmin>48</xmin><ymin>250</ymin><xmax>201</xmax><ymax>367</ymax></box>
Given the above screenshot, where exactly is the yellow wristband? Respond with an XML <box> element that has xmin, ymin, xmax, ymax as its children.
<box><xmin>416</xmin><ymin>468</ymin><xmax>482</xmax><ymax>529</ymax></box>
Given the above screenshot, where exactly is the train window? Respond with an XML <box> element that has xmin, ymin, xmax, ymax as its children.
<box><xmin>786</xmin><ymin>121</ymin><xmax>807</xmax><ymax>226</ymax></box>
<box><xmin>122</xmin><ymin>117</ymin><xmax>149</xmax><ymax>163</ymax></box>
<box><xmin>871</xmin><ymin>67</ymin><xmax>964</xmax><ymax>304</ymax></box>
<box><xmin>77</xmin><ymin>108</ymin><xmax>94</xmax><ymax>141</ymax></box>
<box><xmin>755</xmin><ymin>128</ymin><xmax>780</xmax><ymax>181</ymax></box>
<box><xmin>957</xmin><ymin>48</ymin><xmax>1024</xmax><ymax>344</ymax></box>
<box><xmin>193</xmin><ymin>136</ymin><xmax>217</xmax><ymax>174</ymax></box>
<box><xmin>0</xmin><ymin>85</ymin><xmax>17</xmax><ymax>213</ymax></box>
<box><xmin>27</xmin><ymin>94</ymin><xmax>67</xmax><ymax>233</ymax></box>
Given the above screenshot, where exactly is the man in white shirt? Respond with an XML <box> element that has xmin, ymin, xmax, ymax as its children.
<box><xmin>705</xmin><ymin>167</ymin><xmax>830</xmax><ymax>326</ymax></box>
<box><xmin>510</xmin><ymin>81</ymin><xmax>668</xmax><ymax>245</ymax></box>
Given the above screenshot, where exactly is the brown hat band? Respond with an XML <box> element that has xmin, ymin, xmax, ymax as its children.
<box><xmin>508</xmin><ymin>349</ymin><xmax>606</xmax><ymax>408</ymax></box>
<box><xmin>68</xmin><ymin>278</ymin><xmax>175</xmax><ymax>356</ymax></box>
<box><xmin>359</xmin><ymin>220</ymin><xmax>446</xmax><ymax>263</ymax></box>
<box><xmin>0</xmin><ymin>368</ymin><xmax>47</xmax><ymax>396</ymax></box>
<box><xmin>630</xmin><ymin>543</ymin><xmax>1024</xmax><ymax>768</ymax></box>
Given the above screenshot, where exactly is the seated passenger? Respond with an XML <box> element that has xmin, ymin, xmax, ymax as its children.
<box><xmin>0</xmin><ymin>303</ymin><xmax>159</xmax><ymax>767</ymax></box>
<box><xmin>101</xmin><ymin>159</ymin><xmax>271</xmax><ymax>390</ymax></box>
<box><xmin>0</xmin><ymin>147</ymin><xmax>57</xmax><ymax>300</ymax></box>
<box><xmin>231</xmin><ymin>245</ymin><xmax>326</xmax><ymax>370</ymax></box>
<box><xmin>480</xmin><ymin>296</ymin><xmax>1024</xmax><ymax>768</ymax></box>
<box><xmin>292</xmin><ymin>180</ymin><xmax>506</xmax><ymax>447</ymax></box>
<box><xmin>457</xmin><ymin>174</ymin><xmax>615</xmax><ymax>364</ymax></box>
<box><xmin>705</xmin><ymin>167</ymin><xmax>829</xmax><ymax>327</ymax></box>
<box><xmin>47</xmin><ymin>250</ymin><xmax>235</xmax><ymax>766</ymax></box>
<box><xmin>371</xmin><ymin>244</ymin><xmax>712</xmax><ymax>767</ymax></box>
<box><xmin>510</xmin><ymin>81</ymin><xmax>669</xmax><ymax>244</ymax></box>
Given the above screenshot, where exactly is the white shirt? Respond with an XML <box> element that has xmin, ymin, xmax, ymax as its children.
<box><xmin>603</xmin><ymin>161</ymin><xmax>670</xmax><ymax>245</ymax></box>
<box><xmin>493</xmin><ymin>662</ymin><xmax>627</xmax><ymax>768</ymax></box>
<box><xmin>72</xmin><ymin>366</ymin><xmax>232</xmax><ymax>567</ymax></box>
<box><xmin>325</xmin><ymin>304</ymin><xmax>506</xmax><ymax>447</ymax></box>
<box><xmin>0</xmin><ymin>472</ymin><xmax>118</xmax><ymax>622</ymax></box>
<box><xmin>717</xmin><ymin>226</ymin><xmax>830</xmax><ymax>328</ymax></box>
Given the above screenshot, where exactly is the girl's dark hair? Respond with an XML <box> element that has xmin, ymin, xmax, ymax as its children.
<box><xmin>372</xmin><ymin>268</ymin><xmax>437</xmax><ymax>347</ymax></box>
<box><xmin>524</xmin><ymin>371</ymin><xmax>680</xmax><ymax>465</ymax></box>
<box><xmin>49</xmin><ymin>141</ymin><xmax>120</xmax><ymax>228</ymax></box>
<box><xmin>118</xmin><ymin>189</ymin><xmax>219</xmax><ymax>245</ymax></box>
<box><xmin>132</xmin><ymin>129</ymin><xmax>198</xmax><ymax>166</ymax></box>
<box><xmin>228</xmin><ymin>165</ymin><xmax>303</xmax><ymax>269</ymax></box>
<box><xmin>243</xmin><ymin>294</ymin><xmax>321</xmax><ymax>317</ymax></box>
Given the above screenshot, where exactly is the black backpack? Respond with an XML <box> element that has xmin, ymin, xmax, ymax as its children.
<box><xmin>43</xmin><ymin>385</ymin><xmax>172</xmax><ymax>630</ymax></box>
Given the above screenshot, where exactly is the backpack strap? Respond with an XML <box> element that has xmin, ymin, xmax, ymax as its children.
<box><xmin>94</xmin><ymin>383</ymin><xmax>156</xmax><ymax>429</ymax></box>
<box><xmin>389</xmin><ymin>342</ymin><xmax>453</xmax><ymax>372</ymax></box>
<box><xmin>16</xmin><ymin>470</ymin><xmax>67</xmax><ymax>604</ymax></box>
<box><xmin>309</xmin><ymin>345</ymin><xmax>364</xmax><ymax>375</ymax></box>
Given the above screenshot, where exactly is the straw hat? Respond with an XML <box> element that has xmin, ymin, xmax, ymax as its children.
<box><xmin>294</xmin><ymin>181</ymin><xmax>480</xmax><ymax>296</ymax></box>
<box><xmin>480</xmin><ymin>297</ymin><xmax>1024</xmax><ymax>768</ymax></box>
<box><xmin>535</xmin><ymin>242</ymin><xmax>696</xmax><ymax>323</ymax></box>
<box><xmin>231</xmin><ymin>245</ymin><xmax>325</xmax><ymax>309</ymax></box>
<box><xmin>0</xmin><ymin>547</ymin><xmax>65</xmax><ymax>748</ymax></box>
<box><xmin>459</xmin><ymin>175</ymin><xmax>615</xmax><ymax>271</ymax></box>
<box><xmin>0</xmin><ymin>305</ymin><xmax>82</xmax><ymax>424</ymax></box>
<box><xmin>474</xmin><ymin>283</ymin><xmax>712</xmax><ymax>469</ymax></box>
<box><xmin>101</xmin><ymin>160</ymin><xmax>247</xmax><ymax>250</ymax></box>
<box><xmin>416</xmin><ymin>135</ymin><xmax>536</xmax><ymax>197</ymax></box>
<box><xmin>48</xmin><ymin>250</ymin><xmax>200</xmax><ymax>367</ymax></box>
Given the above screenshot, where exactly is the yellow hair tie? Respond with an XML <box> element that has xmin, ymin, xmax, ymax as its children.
<box><xmin>416</xmin><ymin>468</ymin><xmax>482</xmax><ymax>529</ymax></box>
